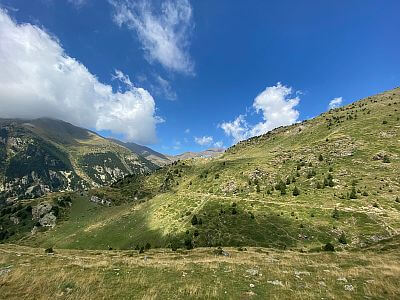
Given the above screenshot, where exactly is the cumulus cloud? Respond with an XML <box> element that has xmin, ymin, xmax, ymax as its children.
<box><xmin>0</xmin><ymin>10</ymin><xmax>160</xmax><ymax>144</ymax></box>
<box><xmin>194</xmin><ymin>136</ymin><xmax>213</xmax><ymax>146</ymax></box>
<box><xmin>328</xmin><ymin>97</ymin><xmax>343</xmax><ymax>109</ymax></box>
<box><xmin>219</xmin><ymin>115</ymin><xmax>250</xmax><ymax>144</ymax></box>
<box><xmin>110</xmin><ymin>0</ymin><xmax>194</xmax><ymax>74</ymax></box>
<box><xmin>220</xmin><ymin>83</ymin><xmax>300</xmax><ymax>144</ymax></box>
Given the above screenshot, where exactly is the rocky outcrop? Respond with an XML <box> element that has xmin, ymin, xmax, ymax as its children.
<box><xmin>90</xmin><ymin>196</ymin><xmax>111</xmax><ymax>206</ymax></box>
<box><xmin>32</xmin><ymin>203</ymin><xmax>57</xmax><ymax>228</ymax></box>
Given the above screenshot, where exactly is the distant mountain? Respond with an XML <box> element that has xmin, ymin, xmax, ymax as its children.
<box><xmin>171</xmin><ymin>148</ymin><xmax>225</xmax><ymax>161</ymax></box>
<box><xmin>0</xmin><ymin>118</ymin><xmax>157</xmax><ymax>202</ymax></box>
<box><xmin>110</xmin><ymin>139</ymin><xmax>171</xmax><ymax>167</ymax></box>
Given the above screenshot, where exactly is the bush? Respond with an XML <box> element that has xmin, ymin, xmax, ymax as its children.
<box><xmin>280</xmin><ymin>185</ymin><xmax>286</xmax><ymax>195</ymax></box>
<box><xmin>184</xmin><ymin>237</ymin><xmax>193</xmax><ymax>250</ymax></box>
<box><xmin>145</xmin><ymin>242</ymin><xmax>151</xmax><ymax>250</ymax></box>
<box><xmin>332</xmin><ymin>207</ymin><xmax>339</xmax><ymax>219</ymax></box>
<box><xmin>191</xmin><ymin>214</ymin><xmax>198</xmax><ymax>225</ymax></box>
<box><xmin>383</xmin><ymin>155</ymin><xmax>390</xmax><ymax>163</ymax></box>
<box><xmin>256</xmin><ymin>184</ymin><xmax>261</xmax><ymax>193</ymax></box>
<box><xmin>232</xmin><ymin>207</ymin><xmax>238</xmax><ymax>215</ymax></box>
<box><xmin>323</xmin><ymin>242</ymin><xmax>335</xmax><ymax>252</ymax></box>
<box><xmin>318</xmin><ymin>154</ymin><xmax>324</xmax><ymax>161</ymax></box>
<box><xmin>338</xmin><ymin>232</ymin><xmax>347</xmax><ymax>244</ymax></box>
<box><xmin>350</xmin><ymin>187</ymin><xmax>357</xmax><ymax>199</ymax></box>
<box><xmin>45</xmin><ymin>247</ymin><xmax>54</xmax><ymax>254</ymax></box>
<box><xmin>293</xmin><ymin>186</ymin><xmax>300</xmax><ymax>196</ymax></box>
<box><xmin>396</xmin><ymin>196</ymin><xmax>400</xmax><ymax>203</ymax></box>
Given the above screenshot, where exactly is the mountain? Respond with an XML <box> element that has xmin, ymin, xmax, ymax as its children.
<box><xmin>0</xmin><ymin>118</ymin><xmax>157</xmax><ymax>202</ymax></box>
<box><xmin>2</xmin><ymin>87</ymin><xmax>399</xmax><ymax>253</ymax></box>
<box><xmin>170</xmin><ymin>148</ymin><xmax>225</xmax><ymax>161</ymax></box>
<box><xmin>110</xmin><ymin>139</ymin><xmax>171</xmax><ymax>167</ymax></box>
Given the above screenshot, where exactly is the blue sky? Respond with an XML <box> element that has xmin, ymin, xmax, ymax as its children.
<box><xmin>0</xmin><ymin>0</ymin><xmax>399</xmax><ymax>155</ymax></box>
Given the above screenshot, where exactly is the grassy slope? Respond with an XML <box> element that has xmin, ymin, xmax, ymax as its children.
<box><xmin>12</xmin><ymin>87</ymin><xmax>400</xmax><ymax>252</ymax></box>
<box><xmin>1</xmin><ymin>243</ymin><xmax>400</xmax><ymax>299</ymax></box>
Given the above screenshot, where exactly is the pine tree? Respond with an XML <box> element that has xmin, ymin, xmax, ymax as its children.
<box><xmin>350</xmin><ymin>186</ymin><xmax>357</xmax><ymax>199</ymax></box>
<box><xmin>191</xmin><ymin>214</ymin><xmax>198</xmax><ymax>225</ymax></box>
<box><xmin>293</xmin><ymin>186</ymin><xmax>300</xmax><ymax>196</ymax></box>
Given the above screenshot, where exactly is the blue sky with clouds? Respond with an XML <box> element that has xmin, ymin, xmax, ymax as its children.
<box><xmin>0</xmin><ymin>0</ymin><xmax>399</xmax><ymax>154</ymax></box>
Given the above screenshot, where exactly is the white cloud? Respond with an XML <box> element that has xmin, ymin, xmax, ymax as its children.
<box><xmin>184</xmin><ymin>128</ymin><xmax>190</xmax><ymax>134</ymax></box>
<box><xmin>194</xmin><ymin>136</ymin><xmax>213</xmax><ymax>146</ymax></box>
<box><xmin>220</xmin><ymin>83</ymin><xmax>300</xmax><ymax>144</ymax></box>
<box><xmin>0</xmin><ymin>10</ymin><xmax>160</xmax><ymax>144</ymax></box>
<box><xmin>219</xmin><ymin>115</ymin><xmax>250</xmax><ymax>144</ymax></box>
<box><xmin>155</xmin><ymin>75</ymin><xmax>177</xmax><ymax>100</ymax></box>
<box><xmin>110</xmin><ymin>0</ymin><xmax>194</xmax><ymax>74</ymax></box>
<box><xmin>213</xmin><ymin>141</ymin><xmax>223</xmax><ymax>148</ymax></box>
<box><xmin>328</xmin><ymin>97</ymin><xmax>343</xmax><ymax>109</ymax></box>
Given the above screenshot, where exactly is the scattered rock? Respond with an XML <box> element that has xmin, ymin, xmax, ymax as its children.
<box><xmin>267</xmin><ymin>280</ymin><xmax>284</xmax><ymax>287</ymax></box>
<box><xmin>246</xmin><ymin>269</ymin><xmax>259</xmax><ymax>276</ymax></box>
<box><xmin>0</xmin><ymin>266</ymin><xmax>12</xmax><ymax>276</ymax></box>
<box><xmin>344</xmin><ymin>284</ymin><xmax>354</xmax><ymax>291</ymax></box>
<box><xmin>90</xmin><ymin>196</ymin><xmax>111</xmax><ymax>206</ymax></box>
<box><xmin>249</xmin><ymin>283</ymin><xmax>255</xmax><ymax>288</ymax></box>
<box><xmin>10</xmin><ymin>216</ymin><xmax>20</xmax><ymax>225</ymax></box>
<box><xmin>337</xmin><ymin>277</ymin><xmax>348</xmax><ymax>283</ymax></box>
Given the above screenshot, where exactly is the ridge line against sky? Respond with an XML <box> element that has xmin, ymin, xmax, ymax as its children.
<box><xmin>0</xmin><ymin>0</ymin><xmax>399</xmax><ymax>154</ymax></box>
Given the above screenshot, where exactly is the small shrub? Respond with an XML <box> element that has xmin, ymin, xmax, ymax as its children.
<box><xmin>45</xmin><ymin>247</ymin><xmax>54</xmax><ymax>254</ymax></box>
<box><xmin>338</xmin><ymin>232</ymin><xmax>347</xmax><ymax>244</ymax></box>
<box><xmin>318</xmin><ymin>154</ymin><xmax>324</xmax><ymax>161</ymax></box>
<box><xmin>184</xmin><ymin>237</ymin><xmax>193</xmax><ymax>250</ymax></box>
<box><xmin>191</xmin><ymin>214</ymin><xmax>198</xmax><ymax>225</ymax></box>
<box><xmin>332</xmin><ymin>207</ymin><xmax>339</xmax><ymax>219</ymax></box>
<box><xmin>323</xmin><ymin>242</ymin><xmax>335</xmax><ymax>252</ymax></box>
<box><xmin>350</xmin><ymin>187</ymin><xmax>357</xmax><ymax>199</ymax></box>
<box><xmin>145</xmin><ymin>242</ymin><xmax>151</xmax><ymax>250</ymax></box>
<box><xmin>383</xmin><ymin>155</ymin><xmax>390</xmax><ymax>163</ymax></box>
<box><xmin>293</xmin><ymin>186</ymin><xmax>300</xmax><ymax>196</ymax></box>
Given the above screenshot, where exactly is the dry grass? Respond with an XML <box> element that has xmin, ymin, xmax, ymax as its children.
<box><xmin>1</xmin><ymin>244</ymin><xmax>400</xmax><ymax>299</ymax></box>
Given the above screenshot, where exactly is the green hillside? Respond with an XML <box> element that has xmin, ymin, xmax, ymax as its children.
<box><xmin>1</xmin><ymin>87</ymin><xmax>397</xmax><ymax>253</ymax></box>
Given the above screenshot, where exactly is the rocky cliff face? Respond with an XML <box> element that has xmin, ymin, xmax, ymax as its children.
<box><xmin>0</xmin><ymin>119</ymin><xmax>157</xmax><ymax>203</ymax></box>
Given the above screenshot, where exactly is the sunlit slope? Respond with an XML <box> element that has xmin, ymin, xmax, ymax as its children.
<box><xmin>18</xmin><ymin>87</ymin><xmax>400</xmax><ymax>250</ymax></box>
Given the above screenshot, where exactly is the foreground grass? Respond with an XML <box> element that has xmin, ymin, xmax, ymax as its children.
<box><xmin>1</xmin><ymin>244</ymin><xmax>399</xmax><ymax>299</ymax></box>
